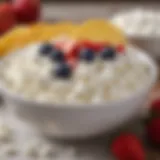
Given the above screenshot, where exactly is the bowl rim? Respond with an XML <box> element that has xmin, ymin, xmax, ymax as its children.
<box><xmin>0</xmin><ymin>44</ymin><xmax>158</xmax><ymax>109</ymax></box>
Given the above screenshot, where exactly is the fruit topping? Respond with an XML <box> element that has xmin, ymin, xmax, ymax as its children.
<box><xmin>67</xmin><ymin>58</ymin><xmax>77</xmax><ymax>69</ymax></box>
<box><xmin>55</xmin><ymin>41</ymin><xmax>66</xmax><ymax>50</ymax></box>
<box><xmin>117</xmin><ymin>44</ymin><xmax>125</xmax><ymax>53</ymax></box>
<box><xmin>64</xmin><ymin>41</ymin><xmax>81</xmax><ymax>59</ymax></box>
<box><xmin>79</xmin><ymin>48</ymin><xmax>95</xmax><ymax>62</ymax></box>
<box><xmin>100</xmin><ymin>47</ymin><xmax>116</xmax><ymax>60</ymax></box>
<box><xmin>50</xmin><ymin>49</ymin><xmax>65</xmax><ymax>62</ymax></box>
<box><xmin>70</xmin><ymin>19</ymin><xmax>127</xmax><ymax>46</ymax></box>
<box><xmin>39</xmin><ymin>39</ymin><xmax>125</xmax><ymax>80</ymax></box>
<box><xmin>39</xmin><ymin>43</ymin><xmax>53</xmax><ymax>55</ymax></box>
<box><xmin>80</xmin><ymin>40</ymin><xmax>106</xmax><ymax>52</ymax></box>
<box><xmin>54</xmin><ymin>63</ymin><xmax>72</xmax><ymax>79</ymax></box>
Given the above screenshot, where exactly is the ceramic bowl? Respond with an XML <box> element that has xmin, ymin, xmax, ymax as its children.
<box><xmin>0</xmin><ymin>45</ymin><xmax>157</xmax><ymax>139</ymax></box>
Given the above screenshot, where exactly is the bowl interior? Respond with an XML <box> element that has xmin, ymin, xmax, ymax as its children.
<box><xmin>0</xmin><ymin>45</ymin><xmax>158</xmax><ymax>109</ymax></box>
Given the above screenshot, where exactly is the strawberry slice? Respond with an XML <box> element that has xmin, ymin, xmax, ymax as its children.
<box><xmin>54</xmin><ymin>41</ymin><xmax>66</xmax><ymax>50</ymax></box>
<box><xmin>67</xmin><ymin>57</ymin><xmax>77</xmax><ymax>69</ymax></box>
<box><xmin>64</xmin><ymin>40</ymin><xmax>81</xmax><ymax>59</ymax></box>
<box><xmin>54</xmin><ymin>37</ymin><xmax>69</xmax><ymax>50</ymax></box>
<box><xmin>117</xmin><ymin>44</ymin><xmax>125</xmax><ymax>53</ymax></box>
<box><xmin>80</xmin><ymin>40</ymin><xmax>107</xmax><ymax>52</ymax></box>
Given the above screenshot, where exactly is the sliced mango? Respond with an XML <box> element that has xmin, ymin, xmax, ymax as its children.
<box><xmin>0</xmin><ymin>20</ymin><xmax>127</xmax><ymax>57</ymax></box>
<box><xmin>70</xmin><ymin>19</ymin><xmax>127</xmax><ymax>45</ymax></box>
<box><xmin>35</xmin><ymin>22</ymin><xmax>77</xmax><ymax>41</ymax></box>
<box><xmin>0</xmin><ymin>22</ymin><xmax>77</xmax><ymax>56</ymax></box>
<box><xmin>0</xmin><ymin>26</ymin><xmax>31</xmax><ymax>56</ymax></box>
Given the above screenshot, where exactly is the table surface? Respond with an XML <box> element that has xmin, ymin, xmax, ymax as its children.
<box><xmin>1</xmin><ymin>2</ymin><xmax>160</xmax><ymax>160</ymax></box>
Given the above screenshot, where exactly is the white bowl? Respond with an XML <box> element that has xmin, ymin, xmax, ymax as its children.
<box><xmin>111</xmin><ymin>10</ymin><xmax>160</xmax><ymax>60</ymax></box>
<box><xmin>0</xmin><ymin>45</ymin><xmax>158</xmax><ymax>139</ymax></box>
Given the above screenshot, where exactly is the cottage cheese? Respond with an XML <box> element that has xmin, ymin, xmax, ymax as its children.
<box><xmin>111</xmin><ymin>9</ymin><xmax>160</xmax><ymax>37</ymax></box>
<box><xmin>0</xmin><ymin>42</ymin><xmax>150</xmax><ymax>105</ymax></box>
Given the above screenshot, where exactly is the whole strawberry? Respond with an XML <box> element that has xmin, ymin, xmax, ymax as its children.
<box><xmin>0</xmin><ymin>3</ymin><xmax>16</xmax><ymax>35</ymax></box>
<box><xmin>146</xmin><ymin>117</ymin><xmax>160</xmax><ymax>145</ymax></box>
<box><xmin>111</xmin><ymin>133</ymin><xmax>145</xmax><ymax>160</ymax></box>
<box><xmin>150</xmin><ymin>98</ymin><xmax>160</xmax><ymax>116</ymax></box>
<box><xmin>144</xmin><ymin>98</ymin><xmax>160</xmax><ymax>146</ymax></box>
<box><xmin>12</xmin><ymin>0</ymin><xmax>41</xmax><ymax>23</ymax></box>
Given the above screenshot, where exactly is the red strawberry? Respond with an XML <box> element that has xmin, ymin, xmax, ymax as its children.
<box><xmin>0</xmin><ymin>3</ymin><xmax>16</xmax><ymax>35</ymax></box>
<box><xmin>12</xmin><ymin>0</ymin><xmax>40</xmax><ymax>23</ymax></box>
<box><xmin>151</xmin><ymin>98</ymin><xmax>160</xmax><ymax>114</ymax></box>
<box><xmin>53</xmin><ymin>37</ymin><xmax>70</xmax><ymax>51</ymax></box>
<box><xmin>55</xmin><ymin>41</ymin><xmax>66</xmax><ymax>50</ymax></box>
<box><xmin>111</xmin><ymin>133</ymin><xmax>145</xmax><ymax>160</ymax></box>
<box><xmin>117</xmin><ymin>44</ymin><xmax>125</xmax><ymax>53</ymax></box>
<box><xmin>80</xmin><ymin>40</ymin><xmax>107</xmax><ymax>52</ymax></box>
<box><xmin>64</xmin><ymin>40</ymin><xmax>81</xmax><ymax>59</ymax></box>
<box><xmin>146</xmin><ymin>117</ymin><xmax>160</xmax><ymax>145</ymax></box>
<box><xmin>67</xmin><ymin>58</ymin><xmax>77</xmax><ymax>69</ymax></box>
<box><xmin>145</xmin><ymin>98</ymin><xmax>160</xmax><ymax>122</ymax></box>
<box><xmin>54</xmin><ymin>39</ymin><xmax>79</xmax><ymax>69</ymax></box>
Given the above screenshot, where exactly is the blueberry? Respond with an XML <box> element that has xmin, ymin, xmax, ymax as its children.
<box><xmin>54</xmin><ymin>63</ymin><xmax>72</xmax><ymax>79</ymax></box>
<box><xmin>79</xmin><ymin>48</ymin><xmax>95</xmax><ymax>62</ymax></box>
<box><xmin>100</xmin><ymin>47</ymin><xmax>116</xmax><ymax>60</ymax></box>
<box><xmin>50</xmin><ymin>49</ymin><xmax>65</xmax><ymax>62</ymax></box>
<box><xmin>39</xmin><ymin>43</ymin><xmax>53</xmax><ymax>55</ymax></box>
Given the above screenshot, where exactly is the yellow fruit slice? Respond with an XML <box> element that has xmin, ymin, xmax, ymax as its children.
<box><xmin>0</xmin><ymin>26</ymin><xmax>31</xmax><ymax>56</ymax></box>
<box><xmin>36</xmin><ymin>22</ymin><xmax>77</xmax><ymax>41</ymax></box>
<box><xmin>19</xmin><ymin>22</ymin><xmax>77</xmax><ymax>43</ymax></box>
<box><xmin>0</xmin><ymin>22</ymin><xmax>77</xmax><ymax>57</ymax></box>
<box><xmin>0</xmin><ymin>20</ymin><xmax>126</xmax><ymax>58</ymax></box>
<box><xmin>70</xmin><ymin>19</ymin><xmax>127</xmax><ymax>45</ymax></box>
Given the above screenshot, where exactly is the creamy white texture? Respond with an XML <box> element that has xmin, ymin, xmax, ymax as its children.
<box><xmin>111</xmin><ymin>9</ymin><xmax>160</xmax><ymax>36</ymax></box>
<box><xmin>0</xmin><ymin>43</ymin><xmax>150</xmax><ymax>105</ymax></box>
